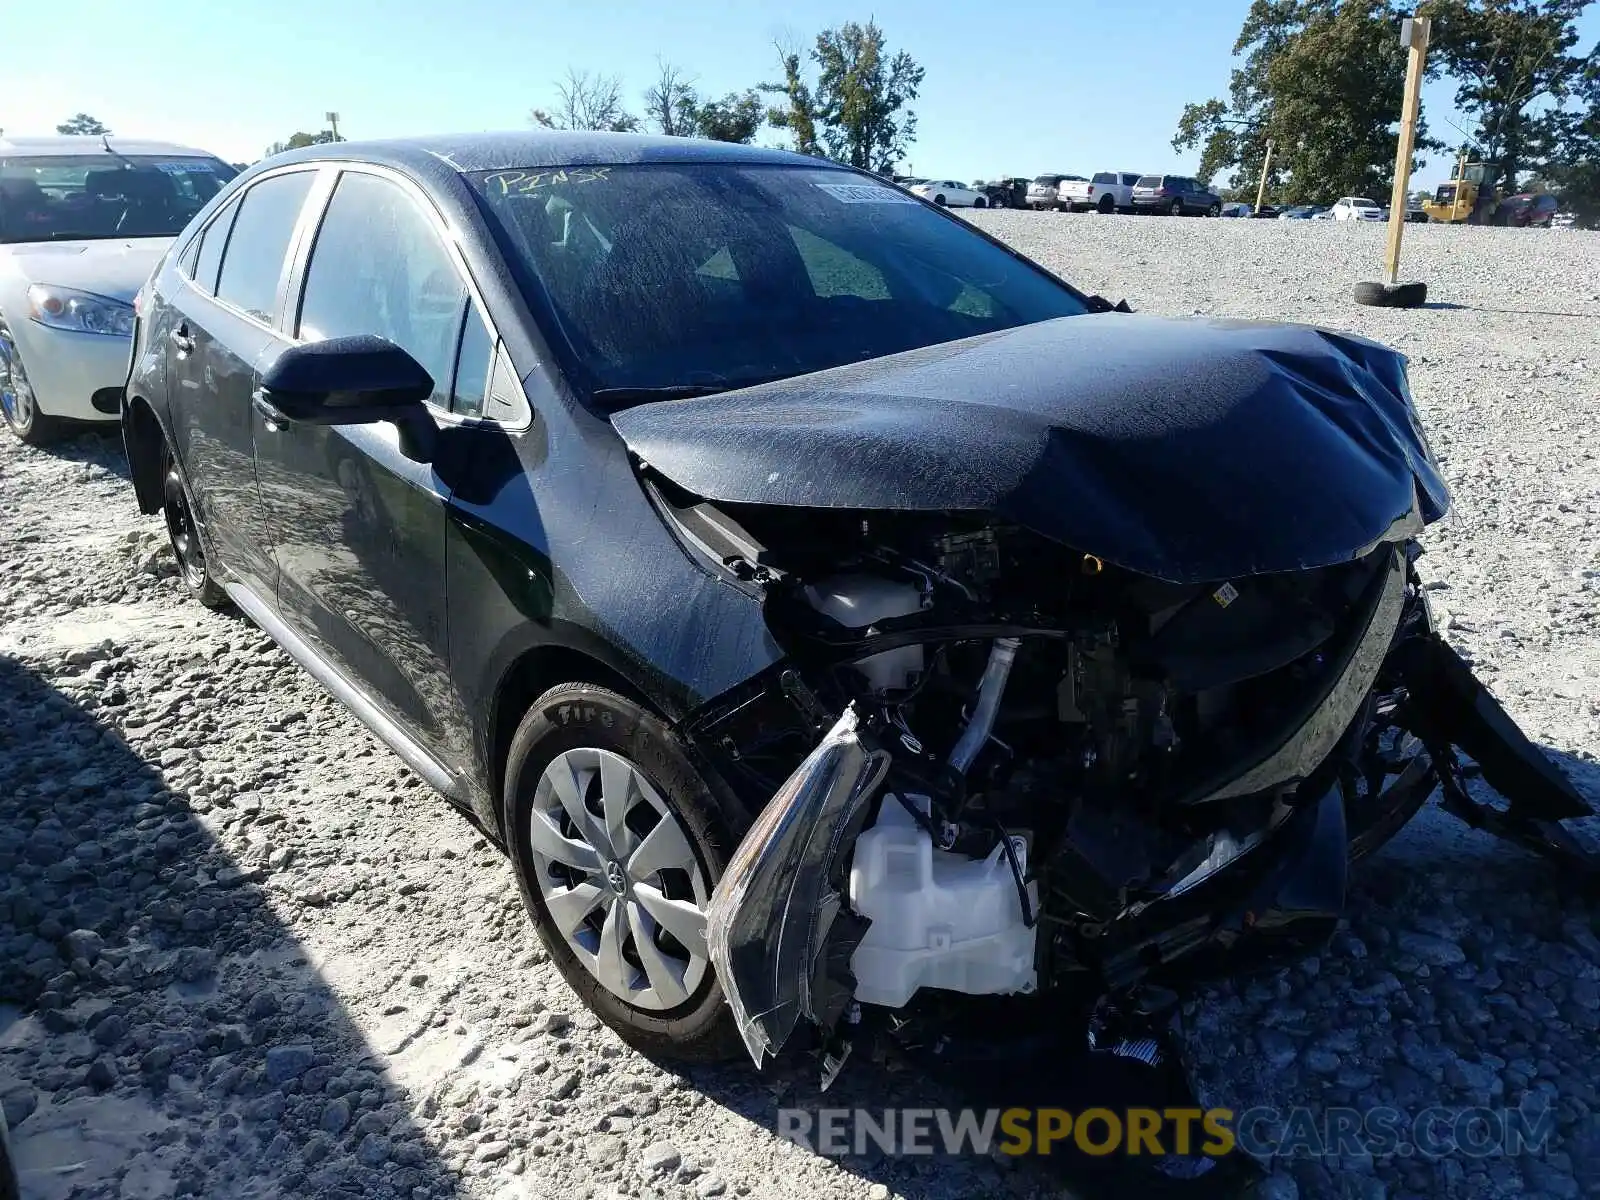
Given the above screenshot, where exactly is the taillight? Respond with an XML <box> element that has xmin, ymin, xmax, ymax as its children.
<box><xmin>1087</xmin><ymin>185</ymin><xmax>1095</xmax><ymax>195</ymax></box>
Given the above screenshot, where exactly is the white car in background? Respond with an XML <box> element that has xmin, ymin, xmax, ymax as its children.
<box><xmin>1329</xmin><ymin>196</ymin><xmax>1385</xmax><ymax>222</ymax></box>
<box><xmin>909</xmin><ymin>179</ymin><xmax>985</xmax><ymax>208</ymax></box>
<box><xmin>0</xmin><ymin>136</ymin><xmax>236</xmax><ymax>443</ymax></box>
<box><xmin>1058</xmin><ymin>171</ymin><xmax>1142</xmax><ymax>214</ymax></box>
<box><xmin>1025</xmin><ymin>174</ymin><xmax>1081</xmax><ymax>211</ymax></box>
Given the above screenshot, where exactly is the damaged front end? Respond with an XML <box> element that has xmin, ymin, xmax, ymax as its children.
<box><xmin>615</xmin><ymin>314</ymin><xmax>1595</xmax><ymax>1076</ymax></box>
<box><xmin>676</xmin><ymin>501</ymin><xmax>1595</xmax><ymax>1075</ymax></box>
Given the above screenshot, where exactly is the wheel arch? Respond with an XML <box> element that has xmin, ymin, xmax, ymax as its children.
<box><xmin>122</xmin><ymin>393</ymin><xmax>168</xmax><ymax>515</ymax></box>
<box><xmin>485</xmin><ymin>643</ymin><xmax>656</xmax><ymax>836</ymax></box>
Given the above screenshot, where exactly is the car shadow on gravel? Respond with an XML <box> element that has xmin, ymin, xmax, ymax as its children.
<box><xmin>0</xmin><ymin>653</ymin><xmax>463</xmax><ymax>1200</ymax></box>
<box><xmin>1424</xmin><ymin>301</ymin><xmax>1600</xmax><ymax>319</ymax></box>
<box><xmin>40</xmin><ymin>425</ymin><xmax>131</xmax><ymax>481</ymax></box>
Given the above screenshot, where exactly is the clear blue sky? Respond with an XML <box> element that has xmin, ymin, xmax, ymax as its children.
<box><xmin>3</xmin><ymin>1</ymin><xmax>1595</xmax><ymax>190</ymax></box>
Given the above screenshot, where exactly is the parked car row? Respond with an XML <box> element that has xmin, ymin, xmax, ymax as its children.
<box><xmin>1014</xmin><ymin>172</ymin><xmax>1225</xmax><ymax>216</ymax></box>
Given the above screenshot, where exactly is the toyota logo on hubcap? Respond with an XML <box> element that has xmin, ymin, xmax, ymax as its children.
<box><xmin>605</xmin><ymin>861</ymin><xmax>627</xmax><ymax>894</ymax></box>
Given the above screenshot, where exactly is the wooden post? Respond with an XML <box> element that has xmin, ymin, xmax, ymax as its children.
<box><xmin>1385</xmin><ymin>17</ymin><xmax>1430</xmax><ymax>285</ymax></box>
<box><xmin>1254</xmin><ymin>140</ymin><xmax>1275</xmax><ymax>216</ymax></box>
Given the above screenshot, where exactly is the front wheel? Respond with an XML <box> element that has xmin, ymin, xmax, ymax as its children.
<box><xmin>0</xmin><ymin>323</ymin><xmax>63</xmax><ymax>446</ymax></box>
<box><xmin>503</xmin><ymin>683</ymin><xmax>744</xmax><ymax>1063</ymax></box>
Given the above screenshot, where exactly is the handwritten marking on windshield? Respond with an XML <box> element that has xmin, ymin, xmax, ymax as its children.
<box><xmin>484</xmin><ymin>167</ymin><xmax>612</xmax><ymax>196</ymax></box>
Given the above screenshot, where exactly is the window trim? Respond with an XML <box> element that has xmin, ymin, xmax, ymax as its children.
<box><xmin>283</xmin><ymin>160</ymin><xmax>531</xmax><ymax>432</ymax></box>
<box><xmin>201</xmin><ymin>165</ymin><xmax>326</xmax><ymax>334</ymax></box>
<box><xmin>177</xmin><ymin>192</ymin><xmax>241</xmax><ymax>295</ymax></box>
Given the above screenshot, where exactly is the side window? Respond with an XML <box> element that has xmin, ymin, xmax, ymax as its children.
<box><xmin>1092</xmin><ymin>173</ymin><xmax>1115</xmax><ymax>186</ymax></box>
<box><xmin>190</xmin><ymin>198</ymin><xmax>239</xmax><ymax>295</ymax></box>
<box><xmin>789</xmin><ymin>226</ymin><xmax>890</xmax><ymax>300</ymax></box>
<box><xmin>215</xmin><ymin>173</ymin><xmax>314</xmax><ymax>322</ymax></box>
<box><xmin>176</xmin><ymin>233</ymin><xmax>202</xmax><ymax>277</ymax></box>
<box><xmin>451</xmin><ymin>303</ymin><xmax>493</xmax><ymax>418</ymax></box>
<box><xmin>297</xmin><ymin>171</ymin><xmax>467</xmax><ymax>409</ymax></box>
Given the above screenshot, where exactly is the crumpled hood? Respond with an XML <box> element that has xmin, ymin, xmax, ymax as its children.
<box><xmin>1</xmin><ymin>237</ymin><xmax>170</xmax><ymax>303</ymax></box>
<box><xmin>612</xmin><ymin>313</ymin><xmax>1451</xmax><ymax>583</ymax></box>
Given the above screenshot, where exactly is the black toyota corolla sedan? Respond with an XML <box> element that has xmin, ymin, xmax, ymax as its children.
<box><xmin>122</xmin><ymin>133</ymin><xmax>1592</xmax><ymax>1076</ymax></box>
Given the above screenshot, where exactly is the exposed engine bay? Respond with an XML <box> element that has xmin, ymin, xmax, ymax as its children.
<box><xmin>645</xmin><ymin>473</ymin><xmax>1597</xmax><ymax>1077</ymax></box>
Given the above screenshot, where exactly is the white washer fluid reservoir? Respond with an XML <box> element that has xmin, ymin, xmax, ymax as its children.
<box><xmin>847</xmin><ymin>793</ymin><xmax>1037</xmax><ymax>1009</ymax></box>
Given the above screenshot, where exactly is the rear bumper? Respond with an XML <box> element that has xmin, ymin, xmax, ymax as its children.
<box><xmin>11</xmin><ymin>320</ymin><xmax>129</xmax><ymax>422</ymax></box>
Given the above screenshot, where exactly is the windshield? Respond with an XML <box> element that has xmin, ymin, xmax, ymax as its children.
<box><xmin>0</xmin><ymin>154</ymin><xmax>236</xmax><ymax>244</ymax></box>
<box><xmin>469</xmin><ymin>163</ymin><xmax>1089</xmax><ymax>404</ymax></box>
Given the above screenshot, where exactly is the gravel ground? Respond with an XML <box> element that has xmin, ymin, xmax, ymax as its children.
<box><xmin>2</xmin><ymin>215</ymin><xmax>1599</xmax><ymax>1200</ymax></box>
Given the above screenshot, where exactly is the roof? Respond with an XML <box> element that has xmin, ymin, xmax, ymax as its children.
<box><xmin>263</xmin><ymin>131</ymin><xmax>832</xmax><ymax>175</ymax></box>
<box><xmin>0</xmin><ymin>135</ymin><xmax>223</xmax><ymax>159</ymax></box>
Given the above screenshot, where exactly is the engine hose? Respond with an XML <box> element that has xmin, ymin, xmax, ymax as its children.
<box><xmin>948</xmin><ymin>637</ymin><xmax>1021</xmax><ymax>773</ymax></box>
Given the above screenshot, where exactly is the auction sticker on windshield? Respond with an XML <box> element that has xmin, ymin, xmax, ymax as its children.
<box><xmin>814</xmin><ymin>182</ymin><xmax>918</xmax><ymax>204</ymax></box>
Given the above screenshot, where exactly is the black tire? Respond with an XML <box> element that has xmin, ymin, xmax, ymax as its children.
<box><xmin>0</xmin><ymin>322</ymin><xmax>64</xmax><ymax>446</ymax></box>
<box><xmin>1169</xmin><ymin>198</ymin><xmax>1184</xmax><ymax>216</ymax></box>
<box><xmin>1208</xmin><ymin>202</ymin><xmax>1222</xmax><ymax>217</ymax></box>
<box><xmin>161</xmin><ymin>445</ymin><xmax>230</xmax><ymax>608</ymax></box>
<box><xmin>503</xmin><ymin>683</ymin><xmax>744</xmax><ymax>1063</ymax></box>
<box><xmin>1097</xmin><ymin>194</ymin><xmax>1115</xmax><ymax>214</ymax></box>
<box><xmin>1353</xmin><ymin>280</ymin><xmax>1429</xmax><ymax>309</ymax></box>
<box><xmin>933</xmin><ymin>194</ymin><xmax>947</xmax><ymax>206</ymax></box>
<box><xmin>972</xmin><ymin>196</ymin><xmax>987</xmax><ymax>209</ymax></box>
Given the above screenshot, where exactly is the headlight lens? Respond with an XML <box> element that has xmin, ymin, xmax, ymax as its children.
<box><xmin>26</xmin><ymin>285</ymin><xmax>135</xmax><ymax>337</ymax></box>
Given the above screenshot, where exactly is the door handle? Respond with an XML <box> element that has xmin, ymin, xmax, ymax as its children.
<box><xmin>169</xmin><ymin>326</ymin><xmax>194</xmax><ymax>355</ymax></box>
<box><xmin>251</xmin><ymin>387</ymin><xmax>287</xmax><ymax>432</ymax></box>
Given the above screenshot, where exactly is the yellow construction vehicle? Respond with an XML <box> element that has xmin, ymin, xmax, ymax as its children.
<box><xmin>1422</xmin><ymin>154</ymin><xmax>1502</xmax><ymax>224</ymax></box>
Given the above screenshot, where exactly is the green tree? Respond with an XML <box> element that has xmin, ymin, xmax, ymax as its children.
<box><xmin>1174</xmin><ymin>0</ymin><xmax>1439</xmax><ymax>205</ymax></box>
<box><xmin>692</xmin><ymin>91</ymin><xmax>766</xmax><ymax>143</ymax></box>
<box><xmin>1538</xmin><ymin>61</ymin><xmax>1600</xmax><ymax>224</ymax></box>
<box><xmin>765</xmin><ymin>44</ymin><xmax>823</xmax><ymax>156</ymax></box>
<box><xmin>1421</xmin><ymin>0</ymin><xmax>1596</xmax><ymax>192</ymax></box>
<box><xmin>765</xmin><ymin>22</ymin><xmax>925</xmax><ymax>171</ymax></box>
<box><xmin>265</xmin><ymin>130</ymin><xmax>338</xmax><ymax>156</ymax></box>
<box><xmin>56</xmin><ymin>113</ymin><xmax>111</xmax><ymax>136</ymax></box>
<box><xmin>532</xmin><ymin>68</ymin><xmax>640</xmax><ymax>132</ymax></box>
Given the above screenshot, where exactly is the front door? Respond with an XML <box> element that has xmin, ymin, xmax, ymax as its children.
<box><xmin>255</xmin><ymin>167</ymin><xmax>472</xmax><ymax>762</ymax></box>
<box><xmin>166</xmin><ymin>170</ymin><xmax>318</xmax><ymax>598</ymax></box>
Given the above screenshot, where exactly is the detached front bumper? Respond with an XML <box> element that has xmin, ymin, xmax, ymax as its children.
<box><xmin>10</xmin><ymin>320</ymin><xmax>129</xmax><ymax>422</ymax></box>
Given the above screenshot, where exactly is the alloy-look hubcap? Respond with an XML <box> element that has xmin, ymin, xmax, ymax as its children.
<box><xmin>528</xmin><ymin>747</ymin><xmax>710</xmax><ymax>1011</ymax></box>
<box><xmin>0</xmin><ymin>334</ymin><xmax>34</xmax><ymax>428</ymax></box>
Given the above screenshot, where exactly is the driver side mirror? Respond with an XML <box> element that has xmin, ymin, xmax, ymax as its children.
<box><xmin>255</xmin><ymin>335</ymin><xmax>437</xmax><ymax>462</ymax></box>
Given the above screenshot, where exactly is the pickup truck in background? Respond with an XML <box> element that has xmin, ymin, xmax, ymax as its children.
<box><xmin>1058</xmin><ymin>171</ymin><xmax>1142</xmax><ymax>214</ymax></box>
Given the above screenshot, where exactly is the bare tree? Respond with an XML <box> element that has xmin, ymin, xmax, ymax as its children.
<box><xmin>644</xmin><ymin>59</ymin><xmax>699</xmax><ymax>137</ymax></box>
<box><xmin>531</xmin><ymin>68</ymin><xmax>641</xmax><ymax>133</ymax></box>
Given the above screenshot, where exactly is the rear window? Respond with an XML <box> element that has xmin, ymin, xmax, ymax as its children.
<box><xmin>1136</xmin><ymin>176</ymin><xmax>1162</xmax><ymax>188</ymax></box>
<box><xmin>468</xmin><ymin>162</ymin><xmax>1090</xmax><ymax>405</ymax></box>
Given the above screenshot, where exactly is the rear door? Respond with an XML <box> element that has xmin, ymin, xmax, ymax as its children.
<box><xmin>165</xmin><ymin>169</ymin><xmax>319</xmax><ymax>598</ymax></box>
<box><xmin>255</xmin><ymin>165</ymin><xmax>472</xmax><ymax>762</ymax></box>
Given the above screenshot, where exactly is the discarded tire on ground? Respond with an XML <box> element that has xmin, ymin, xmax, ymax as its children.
<box><xmin>1353</xmin><ymin>280</ymin><xmax>1429</xmax><ymax>308</ymax></box>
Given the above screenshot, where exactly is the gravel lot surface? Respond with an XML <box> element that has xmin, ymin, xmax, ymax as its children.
<box><xmin>2</xmin><ymin>215</ymin><xmax>1598</xmax><ymax>1200</ymax></box>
